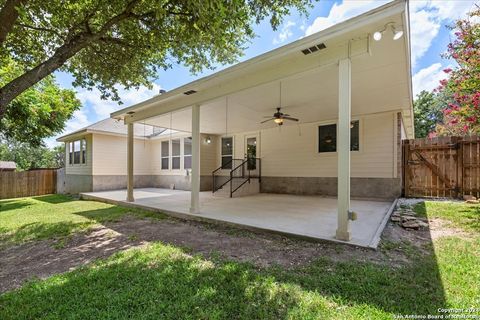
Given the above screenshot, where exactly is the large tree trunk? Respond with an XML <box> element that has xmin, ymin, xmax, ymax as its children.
<box><xmin>0</xmin><ymin>35</ymin><xmax>91</xmax><ymax>119</ymax></box>
<box><xmin>0</xmin><ymin>0</ymin><xmax>27</xmax><ymax>45</ymax></box>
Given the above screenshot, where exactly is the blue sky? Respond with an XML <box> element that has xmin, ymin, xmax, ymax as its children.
<box><xmin>48</xmin><ymin>0</ymin><xmax>479</xmax><ymax>147</ymax></box>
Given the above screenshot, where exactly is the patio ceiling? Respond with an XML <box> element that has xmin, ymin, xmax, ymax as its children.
<box><xmin>113</xmin><ymin>0</ymin><xmax>413</xmax><ymax>137</ymax></box>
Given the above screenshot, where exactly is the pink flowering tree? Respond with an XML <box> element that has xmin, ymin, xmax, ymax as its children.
<box><xmin>435</xmin><ymin>7</ymin><xmax>480</xmax><ymax>136</ymax></box>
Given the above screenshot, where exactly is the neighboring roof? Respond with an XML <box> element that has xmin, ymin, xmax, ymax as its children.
<box><xmin>56</xmin><ymin>118</ymin><xmax>167</xmax><ymax>142</ymax></box>
<box><xmin>0</xmin><ymin>161</ymin><xmax>16</xmax><ymax>170</ymax></box>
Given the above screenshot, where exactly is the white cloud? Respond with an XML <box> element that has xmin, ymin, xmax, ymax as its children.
<box><xmin>304</xmin><ymin>0</ymin><xmax>476</xmax><ymax>67</ymax></box>
<box><xmin>50</xmin><ymin>83</ymin><xmax>162</xmax><ymax>145</ymax></box>
<box><xmin>273</xmin><ymin>20</ymin><xmax>296</xmax><ymax>44</ymax></box>
<box><xmin>305</xmin><ymin>1</ymin><xmax>390</xmax><ymax>36</ymax></box>
<box><xmin>76</xmin><ymin>83</ymin><xmax>162</xmax><ymax>119</ymax></box>
<box><xmin>409</xmin><ymin>0</ymin><xmax>476</xmax><ymax>66</ymax></box>
<box><xmin>412</xmin><ymin>62</ymin><xmax>450</xmax><ymax>96</ymax></box>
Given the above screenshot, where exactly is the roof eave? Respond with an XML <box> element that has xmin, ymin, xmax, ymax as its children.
<box><xmin>111</xmin><ymin>0</ymin><xmax>407</xmax><ymax>120</ymax></box>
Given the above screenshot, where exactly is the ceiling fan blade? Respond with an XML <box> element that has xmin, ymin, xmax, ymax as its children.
<box><xmin>261</xmin><ymin>118</ymin><xmax>275</xmax><ymax>124</ymax></box>
<box><xmin>283</xmin><ymin>116</ymin><xmax>299</xmax><ymax>122</ymax></box>
<box><xmin>283</xmin><ymin>114</ymin><xmax>290</xmax><ymax>117</ymax></box>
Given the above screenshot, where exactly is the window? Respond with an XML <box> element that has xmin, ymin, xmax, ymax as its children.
<box><xmin>221</xmin><ymin>137</ymin><xmax>233</xmax><ymax>169</ymax></box>
<box><xmin>184</xmin><ymin>137</ymin><xmax>192</xmax><ymax>169</ymax></box>
<box><xmin>69</xmin><ymin>143</ymin><xmax>73</xmax><ymax>165</ymax></box>
<box><xmin>161</xmin><ymin>141</ymin><xmax>169</xmax><ymax>170</ymax></box>
<box><xmin>73</xmin><ymin>140</ymin><xmax>81</xmax><ymax>164</ymax></box>
<box><xmin>68</xmin><ymin>139</ymin><xmax>87</xmax><ymax>165</ymax></box>
<box><xmin>81</xmin><ymin>139</ymin><xmax>87</xmax><ymax>164</ymax></box>
<box><xmin>318</xmin><ymin>120</ymin><xmax>359</xmax><ymax>153</ymax></box>
<box><xmin>172</xmin><ymin>139</ymin><xmax>181</xmax><ymax>169</ymax></box>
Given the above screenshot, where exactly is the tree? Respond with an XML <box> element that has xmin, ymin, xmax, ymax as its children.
<box><xmin>0</xmin><ymin>136</ymin><xmax>64</xmax><ymax>170</ymax></box>
<box><xmin>0</xmin><ymin>0</ymin><xmax>312</xmax><ymax>119</ymax></box>
<box><xmin>414</xmin><ymin>90</ymin><xmax>443</xmax><ymax>138</ymax></box>
<box><xmin>0</xmin><ymin>57</ymin><xmax>81</xmax><ymax>146</ymax></box>
<box><xmin>435</xmin><ymin>7</ymin><xmax>480</xmax><ymax>136</ymax></box>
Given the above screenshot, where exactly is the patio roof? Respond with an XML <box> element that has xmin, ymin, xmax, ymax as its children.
<box><xmin>111</xmin><ymin>0</ymin><xmax>413</xmax><ymax>138</ymax></box>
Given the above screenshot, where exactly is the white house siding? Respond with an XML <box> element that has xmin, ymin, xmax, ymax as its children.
<box><xmin>221</xmin><ymin>111</ymin><xmax>401</xmax><ymax>199</ymax></box>
<box><xmin>90</xmin><ymin>134</ymin><xmax>152</xmax><ymax>191</ymax></box>
<box><xmin>63</xmin><ymin>134</ymin><xmax>93</xmax><ymax>193</ymax></box>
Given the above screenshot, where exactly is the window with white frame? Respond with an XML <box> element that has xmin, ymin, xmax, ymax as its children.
<box><xmin>172</xmin><ymin>139</ymin><xmax>181</xmax><ymax>169</ymax></box>
<box><xmin>318</xmin><ymin>120</ymin><xmax>359</xmax><ymax>153</ymax></box>
<box><xmin>68</xmin><ymin>139</ymin><xmax>87</xmax><ymax>165</ymax></box>
<box><xmin>161</xmin><ymin>140</ymin><xmax>169</xmax><ymax>170</ymax></box>
<box><xmin>184</xmin><ymin>137</ymin><xmax>192</xmax><ymax>169</ymax></box>
<box><xmin>221</xmin><ymin>137</ymin><xmax>233</xmax><ymax>169</ymax></box>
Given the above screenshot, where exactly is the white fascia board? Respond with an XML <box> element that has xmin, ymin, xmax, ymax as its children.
<box><xmin>112</xmin><ymin>0</ymin><xmax>406</xmax><ymax>122</ymax></box>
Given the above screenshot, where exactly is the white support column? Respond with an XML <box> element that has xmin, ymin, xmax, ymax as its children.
<box><xmin>336</xmin><ymin>58</ymin><xmax>352</xmax><ymax>241</ymax></box>
<box><xmin>190</xmin><ymin>104</ymin><xmax>200</xmax><ymax>213</ymax></box>
<box><xmin>126</xmin><ymin>122</ymin><xmax>134</xmax><ymax>202</ymax></box>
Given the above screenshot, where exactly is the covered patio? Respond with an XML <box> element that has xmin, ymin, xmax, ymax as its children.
<box><xmin>81</xmin><ymin>188</ymin><xmax>395</xmax><ymax>248</ymax></box>
<box><xmin>105</xmin><ymin>1</ymin><xmax>411</xmax><ymax>247</ymax></box>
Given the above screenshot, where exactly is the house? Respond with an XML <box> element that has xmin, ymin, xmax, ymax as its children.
<box><xmin>0</xmin><ymin>161</ymin><xmax>16</xmax><ymax>172</ymax></box>
<box><xmin>60</xmin><ymin>0</ymin><xmax>413</xmax><ymax>246</ymax></box>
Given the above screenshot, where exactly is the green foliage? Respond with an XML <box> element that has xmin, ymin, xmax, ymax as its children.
<box><xmin>413</xmin><ymin>201</ymin><xmax>480</xmax><ymax>232</ymax></box>
<box><xmin>435</xmin><ymin>8</ymin><xmax>480</xmax><ymax>136</ymax></box>
<box><xmin>1</xmin><ymin>0</ymin><xmax>312</xmax><ymax>102</ymax></box>
<box><xmin>0</xmin><ymin>136</ymin><xmax>64</xmax><ymax>170</ymax></box>
<box><xmin>413</xmin><ymin>90</ymin><xmax>443</xmax><ymax>138</ymax></box>
<box><xmin>0</xmin><ymin>58</ymin><xmax>81</xmax><ymax>146</ymax></box>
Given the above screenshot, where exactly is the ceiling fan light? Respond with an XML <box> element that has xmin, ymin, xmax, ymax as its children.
<box><xmin>274</xmin><ymin>118</ymin><xmax>284</xmax><ymax>125</ymax></box>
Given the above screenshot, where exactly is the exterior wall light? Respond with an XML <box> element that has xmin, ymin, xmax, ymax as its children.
<box><xmin>205</xmin><ymin>136</ymin><xmax>211</xmax><ymax>144</ymax></box>
<box><xmin>373</xmin><ymin>23</ymin><xmax>404</xmax><ymax>41</ymax></box>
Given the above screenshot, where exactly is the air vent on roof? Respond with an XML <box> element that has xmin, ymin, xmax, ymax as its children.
<box><xmin>184</xmin><ymin>89</ymin><xmax>197</xmax><ymax>95</ymax></box>
<box><xmin>301</xmin><ymin>43</ymin><xmax>326</xmax><ymax>55</ymax></box>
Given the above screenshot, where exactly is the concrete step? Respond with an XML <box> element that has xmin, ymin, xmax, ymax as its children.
<box><xmin>213</xmin><ymin>178</ymin><xmax>260</xmax><ymax>198</ymax></box>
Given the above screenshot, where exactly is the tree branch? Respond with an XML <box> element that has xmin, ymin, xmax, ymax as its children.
<box><xmin>0</xmin><ymin>0</ymin><xmax>27</xmax><ymax>45</ymax></box>
<box><xmin>17</xmin><ymin>23</ymin><xmax>63</xmax><ymax>38</ymax></box>
<box><xmin>0</xmin><ymin>0</ymin><xmax>144</xmax><ymax>119</ymax></box>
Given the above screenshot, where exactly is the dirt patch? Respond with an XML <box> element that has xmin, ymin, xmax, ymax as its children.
<box><xmin>0</xmin><ymin>214</ymin><xmax>440</xmax><ymax>294</ymax></box>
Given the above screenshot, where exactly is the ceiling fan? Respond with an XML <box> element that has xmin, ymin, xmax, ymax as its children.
<box><xmin>260</xmin><ymin>82</ymin><xmax>299</xmax><ymax>126</ymax></box>
<box><xmin>261</xmin><ymin>107</ymin><xmax>299</xmax><ymax>126</ymax></box>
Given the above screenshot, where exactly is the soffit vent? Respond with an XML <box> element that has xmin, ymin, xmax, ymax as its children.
<box><xmin>301</xmin><ymin>43</ymin><xmax>326</xmax><ymax>55</ymax></box>
<box><xmin>184</xmin><ymin>89</ymin><xmax>197</xmax><ymax>95</ymax></box>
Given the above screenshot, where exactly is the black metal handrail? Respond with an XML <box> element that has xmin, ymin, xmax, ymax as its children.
<box><xmin>212</xmin><ymin>159</ymin><xmax>243</xmax><ymax>193</ymax></box>
<box><xmin>212</xmin><ymin>158</ymin><xmax>261</xmax><ymax>197</ymax></box>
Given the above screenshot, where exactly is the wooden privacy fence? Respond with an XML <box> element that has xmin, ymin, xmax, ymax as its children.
<box><xmin>0</xmin><ymin>169</ymin><xmax>57</xmax><ymax>200</ymax></box>
<box><xmin>403</xmin><ymin>136</ymin><xmax>480</xmax><ymax>198</ymax></box>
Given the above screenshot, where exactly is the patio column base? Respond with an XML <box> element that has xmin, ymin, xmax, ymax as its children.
<box><xmin>335</xmin><ymin>230</ymin><xmax>351</xmax><ymax>241</ymax></box>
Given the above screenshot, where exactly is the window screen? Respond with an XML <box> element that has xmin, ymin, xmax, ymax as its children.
<box><xmin>184</xmin><ymin>137</ymin><xmax>192</xmax><ymax>169</ymax></box>
<box><xmin>318</xmin><ymin>121</ymin><xmax>359</xmax><ymax>153</ymax></box>
<box><xmin>221</xmin><ymin>137</ymin><xmax>233</xmax><ymax>169</ymax></box>
<box><xmin>73</xmin><ymin>140</ymin><xmax>81</xmax><ymax>164</ymax></box>
<box><xmin>161</xmin><ymin>140</ymin><xmax>169</xmax><ymax>170</ymax></box>
<box><xmin>172</xmin><ymin>139</ymin><xmax>180</xmax><ymax>169</ymax></box>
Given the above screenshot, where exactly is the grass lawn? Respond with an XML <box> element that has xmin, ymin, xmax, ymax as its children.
<box><xmin>0</xmin><ymin>194</ymin><xmax>162</xmax><ymax>244</ymax></box>
<box><xmin>0</xmin><ymin>196</ymin><xmax>479</xmax><ymax>319</ymax></box>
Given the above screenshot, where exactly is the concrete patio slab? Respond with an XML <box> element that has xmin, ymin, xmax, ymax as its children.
<box><xmin>80</xmin><ymin>188</ymin><xmax>394</xmax><ymax>248</ymax></box>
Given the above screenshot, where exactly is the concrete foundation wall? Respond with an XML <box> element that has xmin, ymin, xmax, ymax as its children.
<box><xmin>92</xmin><ymin>175</ymin><xmax>152</xmax><ymax>192</ymax></box>
<box><xmin>260</xmin><ymin>176</ymin><xmax>401</xmax><ymax>200</ymax></box>
<box><xmin>65</xmin><ymin>174</ymin><xmax>93</xmax><ymax>194</ymax></box>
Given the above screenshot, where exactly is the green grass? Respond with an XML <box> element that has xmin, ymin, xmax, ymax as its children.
<box><xmin>413</xmin><ymin>201</ymin><xmax>480</xmax><ymax>232</ymax></box>
<box><xmin>0</xmin><ymin>194</ymin><xmax>164</xmax><ymax>244</ymax></box>
<box><xmin>0</xmin><ymin>197</ymin><xmax>479</xmax><ymax>319</ymax></box>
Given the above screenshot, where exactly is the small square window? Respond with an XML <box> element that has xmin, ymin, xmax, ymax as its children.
<box><xmin>318</xmin><ymin>121</ymin><xmax>359</xmax><ymax>153</ymax></box>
